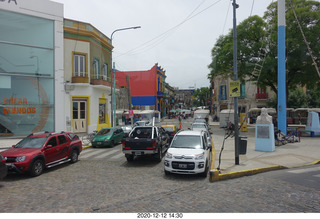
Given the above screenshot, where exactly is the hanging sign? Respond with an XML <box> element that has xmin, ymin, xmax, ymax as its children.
<box><xmin>229</xmin><ymin>80</ymin><xmax>240</xmax><ymax>97</ymax></box>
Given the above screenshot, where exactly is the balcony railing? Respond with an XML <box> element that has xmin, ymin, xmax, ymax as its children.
<box><xmin>256</xmin><ymin>93</ymin><xmax>268</xmax><ymax>99</ymax></box>
<box><xmin>72</xmin><ymin>72</ymin><xmax>89</xmax><ymax>83</ymax></box>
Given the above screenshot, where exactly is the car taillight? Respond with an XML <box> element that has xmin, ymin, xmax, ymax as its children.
<box><xmin>152</xmin><ymin>140</ymin><xmax>157</xmax><ymax>149</ymax></box>
<box><xmin>122</xmin><ymin>140</ymin><xmax>125</xmax><ymax>147</ymax></box>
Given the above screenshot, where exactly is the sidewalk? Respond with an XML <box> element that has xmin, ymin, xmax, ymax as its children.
<box><xmin>209</xmin><ymin>121</ymin><xmax>320</xmax><ymax>182</ymax></box>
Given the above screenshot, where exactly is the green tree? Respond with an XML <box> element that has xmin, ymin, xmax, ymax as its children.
<box><xmin>192</xmin><ymin>87</ymin><xmax>209</xmax><ymax>107</ymax></box>
<box><xmin>208</xmin><ymin>0</ymin><xmax>320</xmax><ymax>97</ymax></box>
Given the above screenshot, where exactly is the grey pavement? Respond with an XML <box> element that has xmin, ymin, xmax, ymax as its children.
<box><xmin>1</xmin><ymin>119</ymin><xmax>319</xmax><ymax>180</ymax></box>
<box><xmin>208</xmin><ymin>121</ymin><xmax>320</xmax><ymax>176</ymax></box>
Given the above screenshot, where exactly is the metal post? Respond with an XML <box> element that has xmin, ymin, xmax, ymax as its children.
<box><xmin>233</xmin><ymin>0</ymin><xmax>240</xmax><ymax>165</ymax></box>
<box><xmin>110</xmin><ymin>26</ymin><xmax>141</xmax><ymax>127</ymax></box>
<box><xmin>278</xmin><ymin>0</ymin><xmax>287</xmax><ymax>135</ymax></box>
<box><xmin>113</xmin><ymin>62</ymin><xmax>116</xmax><ymax>127</ymax></box>
<box><xmin>110</xmin><ymin>55</ymin><xmax>114</xmax><ymax>127</ymax></box>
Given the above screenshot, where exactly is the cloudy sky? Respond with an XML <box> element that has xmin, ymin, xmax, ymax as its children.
<box><xmin>53</xmin><ymin>0</ymin><xmax>274</xmax><ymax>89</ymax></box>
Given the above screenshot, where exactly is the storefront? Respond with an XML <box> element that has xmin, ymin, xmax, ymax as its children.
<box><xmin>0</xmin><ymin>0</ymin><xmax>64</xmax><ymax>137</ymax></box>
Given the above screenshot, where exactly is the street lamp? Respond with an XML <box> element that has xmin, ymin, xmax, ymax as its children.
<box><xmin>110</xmin><ymin>26</ymin><xmax>141</xmax><ymax>127</ymax></box>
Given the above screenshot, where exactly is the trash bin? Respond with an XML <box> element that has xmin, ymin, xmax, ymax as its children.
<box><xmin>239</xmin><ymin>136</ymin><xmax>247</xmax><ymax>154</ymax></box>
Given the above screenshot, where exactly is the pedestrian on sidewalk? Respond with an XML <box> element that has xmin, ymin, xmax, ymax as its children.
<box><xmin>226</xmin><ymin>121</ymin><xmax>235</xmax><ymax>135</ymax></box>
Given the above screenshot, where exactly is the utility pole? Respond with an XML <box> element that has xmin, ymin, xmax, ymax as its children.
<box><xmin>278</xmin><ymin>0</ymin><xmax>287</xmax><ymax>135</ymax></box>
<box><xmin>233</xmin><ymin>0</ymin><xmax>240</xmax><ymax>165</ymax></box>
<box><xmin>110</xmin><ymin>26</ymin><xmax>141</xmax><ymax>127</ymax></box>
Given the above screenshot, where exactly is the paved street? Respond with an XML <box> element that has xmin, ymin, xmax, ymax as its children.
<box><xmin>3</xmin><ymin>116</ymin><xmax>318</xmax><ymax>214</ymax></box>
<box><xmin>1</xmin><ymin>156</ymin><xmax>319</xmax><ymax>213</ymax></box>
<box><xmin>1</xmin><ymin>118</ymin><xmax>319</xmax><ymax>213</ymax></box>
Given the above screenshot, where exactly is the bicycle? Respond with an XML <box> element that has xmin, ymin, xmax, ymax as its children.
<box><xmin>275</xmin><ymin>130</ymin><xmax>300</xmax><ymax>146</ymax></box>
<box><xmin>81</xmin><ymin>130</ymin><xmax>97</xmax><ymax>146</ymax></box>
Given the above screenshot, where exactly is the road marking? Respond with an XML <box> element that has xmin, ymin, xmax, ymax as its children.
<box><xmin>95</xmin><ymin>149</ymin><xmax>119</xmax><ymax>159</ymax></box>
<box><xmin>110</xmin><ymin>152</ymin><xmax>124</xmax><ymax>159</ymax></box>
<box><xmin>313</xmin><ymin>174</ymin><xmax>320</xmax><ymax>178</ymax></box>
<box><xmin>288</xmin><ymin>166</ymin><xmax>320</xmax><ymax>174</ymax></box>
<box><xmin>80</xmin><ymin>149</ymin><xmax>104</xmax><ymax>158</ymax></box>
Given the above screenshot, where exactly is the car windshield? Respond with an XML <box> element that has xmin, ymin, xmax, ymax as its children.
<box><xmin>97</xmin><ymin>129</ymin><xmax>113</xmax><ymax>136</ymax></box>
<box><xmin>130</xmin><ymin>127</ymin><xmax>153</xmax><ymax>138</ymax></box>
<box><xmin>171</xmin><ymin>135</ymin><xmax>202</xmax><ymax>149</ymax></box>
<box><xmin>162</xmin><ymin>127</ymin><xmax>174</xmax><ymax>132</ymax></box>
<box><xmin>14</xmin><ymin>137</ymin><xmax>47</xmax><ymax>149</ymax></box>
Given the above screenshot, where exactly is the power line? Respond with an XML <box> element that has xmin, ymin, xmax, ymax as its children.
<box><xmin>114</xmin><ymin>0</ymin><xmax>224</xmax><ymax>59</ymax></box>
<box><xmin>288</xmin><ymin>0</ymin><xmax>320</xmax><ymax>79</ymax></box>
<box><xmin>250</xmin><ymin>0</ymin><xmax>255</xmax><ymax>17</ymax></box>
<box><xmin>222</xmin><ymin>0</ymin><xmax>232</xmax><ymax>34</ymax></box>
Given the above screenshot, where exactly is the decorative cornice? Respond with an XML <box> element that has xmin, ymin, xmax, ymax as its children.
<box><xmin>64</xmin><ymin>26</ymin><xmax>112</xmax><ymax>51</ymax></box>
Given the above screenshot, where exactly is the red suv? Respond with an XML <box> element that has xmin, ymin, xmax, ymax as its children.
<box><xmin>0</xmin><ymin>131</ymin><xmax>82</xmax><ymax>177</ymax></box>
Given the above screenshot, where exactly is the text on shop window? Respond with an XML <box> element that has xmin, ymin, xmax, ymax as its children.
<box><xmin>3</xmin><ymin>98</ymin><xmax>36</xmax><ymax>114</ymax></box>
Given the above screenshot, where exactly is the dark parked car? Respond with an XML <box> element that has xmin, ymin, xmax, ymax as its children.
<box><xmin>0</xmin><ymin>154</ymin><xmax>7</xmax><ymax>180</ymax></box>
<box><xmin>161</xmin><ymin>124</ymin><xmax>179</xmax><ymax>143</ymax></box>
<box><xmin>122</xmin><ymin>126</ymin><xmax>169</xmax><ymax>162</ymax></box>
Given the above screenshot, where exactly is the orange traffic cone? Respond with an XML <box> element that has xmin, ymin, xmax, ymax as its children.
<box><xmin>179</xmin><ymin>121</ymin><xmax>182</xmax><ymax>129</ymax></box>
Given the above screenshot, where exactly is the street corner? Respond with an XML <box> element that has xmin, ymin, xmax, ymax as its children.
<box><xmin>82</xmin><ymin>145</ymin><xmax>92</xmax><ymax>150</ymax></box>
<box><xmin>209</xmin><ymin>165</ymin><xmax>287</xmax><ymax>182</ymax></box>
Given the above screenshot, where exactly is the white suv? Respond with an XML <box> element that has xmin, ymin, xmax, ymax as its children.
<box><xmin>164</xmin><ymin>130</ymin><xmax>212</xmax><ymax>177</ymax></box>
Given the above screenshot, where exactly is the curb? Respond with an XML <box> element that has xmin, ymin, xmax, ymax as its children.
<box><xmin>209</xmin><ymin>160</ymin><xmax>320</xmax><ymax>182</ymax></box>
<box><xmin>209</xmin><ymin>165</ymin><xmax>286</xmax><ymax>182</ymax></box>
<box><xmin>82</xmin><ymin>145</ymin><xmax>92</xmax><ymax>150</ymax></box>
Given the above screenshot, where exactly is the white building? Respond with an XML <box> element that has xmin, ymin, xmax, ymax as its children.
<box><xmin>63</xmin><ymin>19</ymin><xmax>113</xmax><ymax>134</ymax></box>
<box><xmin>0</xmin><ymin>0</ymin><xmax>64</xmax><ymax>136</ymax></box>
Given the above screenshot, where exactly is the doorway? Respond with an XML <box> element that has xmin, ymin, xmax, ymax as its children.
<box><xmin>72</xmin><ymin>99</ymin><xmax>87</xmax><ymax>133</ymax></box>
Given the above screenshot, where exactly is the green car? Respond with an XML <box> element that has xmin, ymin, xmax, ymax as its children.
<box><xmin>92</xmin><ymin>127</ymin><xmax>124</xmax><ymax>148</ymax></box>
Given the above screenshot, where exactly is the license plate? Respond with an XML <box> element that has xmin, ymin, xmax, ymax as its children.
<box><xmin>97</xmin><ymin>142</ymin><xmax>101</xmax><ymax>145</ymax></box>
<box><xmin>179</xmin><ymin>164</ymin><xmax>188</xmax><ymax>168</ymax></box>
<box><xmin>135</xmin><ymin>151</ymin><xmax>141</xmax><ymax>155</ymax></box>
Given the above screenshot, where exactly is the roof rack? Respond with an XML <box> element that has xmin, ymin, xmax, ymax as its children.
<box><xmin>27</xmin><ymin>131</ymin><xmax>49</xmax><ymax>137</ymax></box>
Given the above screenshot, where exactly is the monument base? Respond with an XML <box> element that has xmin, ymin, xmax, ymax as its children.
<box><xmin>255</xmin><ymin>124</ymin><xmax>275</xmax><ymax>152</ymax></box>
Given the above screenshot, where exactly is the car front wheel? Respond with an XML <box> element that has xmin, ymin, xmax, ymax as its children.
<box><xmin>29</xmin><ymin>159</ymin><xmax>44</xmax><ymax>177</ymax></box>
<box><xmin>70</xmin><ymin>150</ymin><xmax>79</xmax><ymax>163</ymax></box>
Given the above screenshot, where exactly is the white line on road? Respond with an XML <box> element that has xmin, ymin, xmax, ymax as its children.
<box><xmin>80</xmin><ymin>149</ymin><xmax>104</xmax><ymax>158</ymax></box>
<box><xmin>288</xmin><ymin>166</ymin><xmax>320</xmax><ymax>174</ymax></box>
<box><xmin>95</xmin><ymin>149</ymin><xmax>119</xmax><ymax>159</ymax></box>
<box><xmin>110</xmin><ymin>152</ymin><xmax>125</xmax><ymax>159</ymax></box>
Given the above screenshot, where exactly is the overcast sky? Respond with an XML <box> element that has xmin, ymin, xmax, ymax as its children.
<box><xmin>53</xmin><ymin>0</ymin><xmax>274</xmax><ymax>89</ymax></box>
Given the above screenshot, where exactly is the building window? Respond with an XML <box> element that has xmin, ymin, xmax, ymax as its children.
<box><xmin>240</xmin><ymin>84</ymin><xmax>246</xmax><ymax>98</ymax></box>
<box><xmin>93</xmin><ymin>59</ymin><xmax>100</xmax><ymax>79</ymax></box>
<box><xmin>99</xmin><ymin>104</ymin><xmax>106</xmax><ymax>123</ymax></box>
<box><xmin>219</xmin><ymin>85</ymin><xmax>227</xmax><ymax>100</ymax></box>
<box><xmin>74</xmin><ymin>54</ymin><xmax>86</xmax><ymax>77</ymax></box>
<box><xmin>103</xmin><ymin>63</ymin><xmax>108</xmax><ymax>81</ymax></box>
<box><xmin>0</xmin><ymin>9</ymin><xmax>55</xmax><ymax>137</ymax></box>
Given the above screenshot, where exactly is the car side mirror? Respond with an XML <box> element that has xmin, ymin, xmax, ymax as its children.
<box><xmin>45</xmin><ymin>145</ymin><xmax>53</xmax><ymax>149</ymax></box>
<box><xmin>12</xmin><ymin>145</ymin><xmax>15</xmax><ymax>148</ymax></box>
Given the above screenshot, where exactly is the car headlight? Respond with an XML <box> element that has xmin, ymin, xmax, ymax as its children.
<box><xmin>195</xmin><ymin>152</ymin><xmax>205</xmax><ymax>160</ymax></box>
<box><xmin>16</xmin><ymin>156</ymin><xmax>26</xmax><ymax>162</ymax></box>
<box><xmin>165</xmin><ymin>152</ymin><xmax>173</xmax><ymax>159</ymax></box>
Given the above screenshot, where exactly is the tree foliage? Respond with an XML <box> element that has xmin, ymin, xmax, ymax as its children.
<box><xmin>192</xmin><ymin>87</ymin><xmax>210</xmax><ymax>107</ymax></box>
<box><xmin>208</xmin><ymin>0</ymin><xmax>320</xmax><ymax>102</ymax></box>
